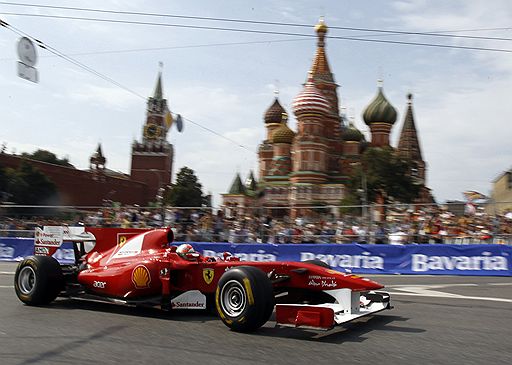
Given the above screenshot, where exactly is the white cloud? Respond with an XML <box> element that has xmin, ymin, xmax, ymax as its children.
<box><xmin>389</xmin><ymin>0</ymin><xmax>512</xmax><ymax>200</ymax></box>
<box><xmin>2</xmin><ymin>0</ymin><xmax>511</xmax><ymax>207</ymax></box>
<box><xmin>66</xmin><ymin>83</ymin><xmax>140</xmax><ymax>110</ymax></box>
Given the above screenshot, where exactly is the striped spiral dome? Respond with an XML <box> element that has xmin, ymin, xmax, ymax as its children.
<box><xmin>292</xmin><ymin>76</ymin><xmax>331</xmax><ymax>116</ymax></box>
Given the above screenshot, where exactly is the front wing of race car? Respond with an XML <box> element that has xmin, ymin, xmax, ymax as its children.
<box><xmin>275</xmin><ymin>289</ymin><xmax>391</xmax><ymax>330</ymax></box>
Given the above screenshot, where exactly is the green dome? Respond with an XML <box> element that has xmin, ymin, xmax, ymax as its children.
<box><xmin>272</xmin><ymin>123</ymin><xmax>295</xmax><ymax>144</ymax></box>
<box><xmin>362</xmin><ymin>86</ymin><xmax>397</xmax><ymax>125</ymax></box>
<box><xmin>342</xmin><ymin>123</ymin><xmax>364</xmax><ymax>142</ymax></box>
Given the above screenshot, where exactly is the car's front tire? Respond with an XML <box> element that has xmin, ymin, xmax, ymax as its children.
<box><xmin>215</xmin><ymin>266</ymin><xmax>274</xmax><ymax>332</ymax></box>
<box><xmin>14</xmin><ymin>256</ymin><xmax>63</xmax><ymax>305</ymax></box>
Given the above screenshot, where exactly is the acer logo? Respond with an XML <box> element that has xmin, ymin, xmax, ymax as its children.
<box><xmin>93</xmin><ymin>281</ymin><xmax>107</xmax><ymax>289</ymax></box>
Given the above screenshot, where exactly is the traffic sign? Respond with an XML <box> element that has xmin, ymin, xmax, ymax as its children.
<box><xmin>17</xmin><ymin>37</ymin><xmax>37</xmax><ymax>67</ymax></box>
<box><xmin>17</xmin><ymin>61</ymin><xmax>38</xmax><ymax>83</ymax></box>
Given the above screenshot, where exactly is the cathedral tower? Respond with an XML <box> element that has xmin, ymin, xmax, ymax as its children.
<box><xmin>363</xmin><ymin>81</ymin><xmax>397</xmax><ymax>147</ymax></box>
<box><xmin>397</xmin><ymin>93</ymin><xmax>426</xmax><ymax>184</ymax></box>
<box><xmin>310</xmin><ymin>18</ymin><xmax>344</xmax><ymax>176</ymax></box>
<box><xmin>258</xmin><ymin>94</ymin><xmax>287</xmax><ymax>180</ymax></box>
<box><xmin>291</xmin><ymin>72</ymin><xmax>331</xmax><ymax>184</ymax></box>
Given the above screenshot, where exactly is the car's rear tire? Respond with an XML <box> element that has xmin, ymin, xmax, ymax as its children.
<box><xmin>14</xmin><ymin>256</ymin><xmax>63</xmax><ymax>305</ymax></box>
<box><xmin>215</xmin><ymin>266</ymin><xmax>274</xmax><ymax>332</ymax></box>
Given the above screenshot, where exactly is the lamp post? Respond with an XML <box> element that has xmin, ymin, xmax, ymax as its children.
<box><xmin>155</xmin><ymin>186</ymin><xmax>166</xmax><ymax>227</ymax></box>
<box><xmin>351</xmin><ymin>162</ymin><xmax>371</xmax><ymax>242</ymax></box>
<box><xmin>132</xmin><ymin>168</ymin><xmax>166</xmax><ymax>226</ymax></box>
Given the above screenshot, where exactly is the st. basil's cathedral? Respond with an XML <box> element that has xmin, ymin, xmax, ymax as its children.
<box><xmin>222</xmin><ymin>18</ymin><xmax>431</xmax><ymax>218</ymax></box>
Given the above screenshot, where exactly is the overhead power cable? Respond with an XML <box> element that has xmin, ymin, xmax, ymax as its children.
<box><xmin>1</xmin><ymin>19</ymin><xmax>255</xmax><ymax>152</ymax></box>
<box><xmin>2</xmin><ymin>19</ymin><xmax>146</xmax><ymax>99</ymax></box>
<box><xmin>0</xmin><ymin>38</ymin><xmax>309</xmax><ymax>61</ymax></box>
<box><xmin>181</xmin><ymin>116</ymin><xmax>255</xmax><ymax>152</ymax></box>
<box><xmin>1</xmin><ymin>12</ymin><xmax>512</xmax><ymax>53</ymax></box>
<box><xmin>1</xmin><ymin>1</ymin><xmax>512</xmax><ymax>42</ymax></box>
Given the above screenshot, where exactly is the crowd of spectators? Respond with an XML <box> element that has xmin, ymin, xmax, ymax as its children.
<box><xmin>1</xmin><ymin>204</ymin><xmax>512</xmax><ymax>245</ymax></box>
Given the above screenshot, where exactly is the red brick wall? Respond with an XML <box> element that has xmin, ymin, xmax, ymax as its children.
<box><xmin>0</xmin><ymin>154</ymin><xmax>149</xmax><ymax>206</ymax></box>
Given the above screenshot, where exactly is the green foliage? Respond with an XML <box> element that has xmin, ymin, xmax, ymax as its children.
<box><xmin>310</xmin><ymin>200</ymin><xmax>329</xmax><ymax>214</ymax></box>
<box><xmin>0</xmin><ymin>162</ymin><xmax>58</xmax><ymax>204</ymax></box>
<box><xmin>346</xmin><ymin>147</ymin><xmax>420</xmax><ymax>204</ymax></box>
<box><xmin>338</xmin><ymin>194</ymin><xmax>362</xmax><ymax>215</ymax></box>
<box><xmin>164</xmin><ymin>167</ymin><xmax>204</xmax><ymax>207</ymax></box>
<box><xmin>22</xmin><ymin>149</ymin><xmax>74</xmax><ymax>168</ymax></box>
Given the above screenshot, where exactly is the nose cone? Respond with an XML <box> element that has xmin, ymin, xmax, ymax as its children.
<box><xmin>339</xmin><ymin>274</ymin><xmax>385</xmax><ymax>291</ymax></box>
<box><xmin>360</xmin><ymin>277</ymin><xmax>385</xmax><ymax>290</ymax></box>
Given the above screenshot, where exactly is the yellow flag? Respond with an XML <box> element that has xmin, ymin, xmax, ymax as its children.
<box><xmin>165</xmin><ymin>108</ymin><xmax>173</xmax><ymax>130</ymax></box>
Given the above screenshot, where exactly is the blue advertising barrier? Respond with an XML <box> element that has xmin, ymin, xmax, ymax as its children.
<box><xmin>1</xmin><ymin>237</ymin><xmax>511</xmax><ymax>276</ymax></box>
<box><xmin>0</xmin><ymin>237</ymin><xmax>75</xmax><ymax>264</ymax></box>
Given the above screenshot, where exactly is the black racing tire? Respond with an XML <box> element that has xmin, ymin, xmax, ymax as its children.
<box><xmin>303</xmin><ymin>259</ymin><xmax>330</xmax><ymax>269</ymax></box>
<box><xmin>215</xmin><ymin>266</ymin><xmax>274</xmax><ymax>332</ymax></box>
<box><xmin>14</xmin><ymin>256</ymin><xmax>64</xmax><ymax>306</ymax></box>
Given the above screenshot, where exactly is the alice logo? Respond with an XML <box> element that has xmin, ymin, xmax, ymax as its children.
<box><xmin>132</xmin><ymin>265</ymin><xmax>151</xmax><ymax>289</ymax></box>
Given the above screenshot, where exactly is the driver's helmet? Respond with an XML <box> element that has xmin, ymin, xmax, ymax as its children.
<box><xmin>176</xmin><ymin>243</ymin><xmax>197</xmax><ymax>260</ymax></box>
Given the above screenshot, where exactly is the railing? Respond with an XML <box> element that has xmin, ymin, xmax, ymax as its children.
<box><xmin>1</xmin><ymin>202</ymin><xmax>511</xmax><ymax>245</ymax></box>
<box><xmin>2</xmin><ymin>228</ymin><xmax>510</xmax><ymax>245</ymax></box>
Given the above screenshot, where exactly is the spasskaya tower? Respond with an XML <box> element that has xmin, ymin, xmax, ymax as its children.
<box><xmin>130</xmin><ymin>67</ymin><xmax>174</xmax><ymax>202</ymax></box>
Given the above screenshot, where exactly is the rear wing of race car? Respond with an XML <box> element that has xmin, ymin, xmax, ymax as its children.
<box><xmin>34</xmin><ymin>226</ymin><xmax>152</xmax><ymax>264</ymax></box>
<box><xmin>34</xmin><ymin>226</ymin><xmax>96</xmax><ymax>263</ymax></box>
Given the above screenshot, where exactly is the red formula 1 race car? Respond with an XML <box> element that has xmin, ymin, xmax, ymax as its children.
<box><xmin>14</xmin><ymin>226</ymin><xmax>391</xmax><ymax>332</ymax></box>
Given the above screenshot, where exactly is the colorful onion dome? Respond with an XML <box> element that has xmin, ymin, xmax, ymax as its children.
<box><xmin>272</xmin><ymin>122</ymin><xmax>296</xmax><ymax>144</ymax></box>
<box><xmin>264</xmin><ymin>96</ymin><xmax>286</xmax><ymax>124</ymax></box>
<box><xmin>292</xmin><ymin>73</ymin><xmax>331</xmax><ymax>116</ymax></box>
<box><xmin>362</xmin><ymin>82</ymin><xmax>397</xmax><ymax>125</ymax></box>
<box><xmin>342</xmin><ymin>122</ymin><xmax>364</xmax><ymax>142</ymax></box>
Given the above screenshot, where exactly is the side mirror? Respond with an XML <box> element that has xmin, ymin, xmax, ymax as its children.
<box><xmin>167</xmin><ymin>228</ymin><xmax>175</xmax><ymax>244</ymax></box>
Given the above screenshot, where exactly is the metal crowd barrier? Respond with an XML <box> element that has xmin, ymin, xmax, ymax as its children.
<box><xmin>2</xmin><ymin>229</ymin><xmax>510</xmax><ymax>245</ymax></box>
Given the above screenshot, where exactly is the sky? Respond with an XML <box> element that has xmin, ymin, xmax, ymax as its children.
<box><xmin>1</xmin><ymin>0</ymin><xmax>511</xmax><ymax>207</ymax></box>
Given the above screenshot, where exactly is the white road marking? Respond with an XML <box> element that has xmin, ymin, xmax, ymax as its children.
<box><xmin>387</xmin><ymin>283</ymin><xmax>479</xmax><ymax>288</ymax></box>
<box><xmin>388</xmin><ymin>291</ymin><xmax>512</xmax><ymax>303</ymax></box>
<box><xmin>0</xmin><ymin>285</ymin><xmax>13</xmax><ymax>288</ymax></box>
<box><xmin>0</xmin><ymin>272</ymin><xmax>15</xmax><ymax>275</ymax></box>
<box><xmin>388</xmin><ymin>283</ymin><xmax>512</xmax><ymax>303</ymax></box>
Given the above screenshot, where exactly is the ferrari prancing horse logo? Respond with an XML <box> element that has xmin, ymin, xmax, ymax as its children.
<box><xmin>203</xmin><ymin>268</ymin><xmax>214</xmax><ymax>285</ymax></box>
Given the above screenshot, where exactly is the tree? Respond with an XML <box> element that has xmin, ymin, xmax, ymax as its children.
<box><xmin>0</xmin><ymin>166</ymin><xmax>10</xmax><ymax>202</ymax></box>
<box><xmin>4</xmin><ymin>162</ymin><xmax>58</xmax><ymax>205</ymax></box>
<box><xmin>22</xmin><ymin>149</ymin><xmax>74</xmax><ymax>168</ymax></box>
<box><xmin>164</xmin><ymin>167</ymin><xmax>204</xmax><ymax>207</ymax></box>
<box><xmin>338</xmin><ymin>194</ymin><xmax>362</xmax><ymax>215</ymax></box>
<box><xmin>346</xmin><ymin>147</ymin><xmax>420</xmax><ymax>205</ymax></box>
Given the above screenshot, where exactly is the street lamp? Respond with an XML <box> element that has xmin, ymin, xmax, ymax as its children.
<box><xmin>132</xmin><ymin>168</ymin><xmax>166</xmax><ymax>226</ymax></box>
<box><xmin>155</xmin><ymin>186</ymin><xmax>166</xmax><ymax>226</ymax></box>
<box><xmin>351</xmin><ymin>162</ymin><xmax>371</xmax><ymax>241</ymax></box>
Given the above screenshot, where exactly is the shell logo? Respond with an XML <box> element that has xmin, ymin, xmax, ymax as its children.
<box><xmin>132</xmin><ymin>265</ymin><xmax>151</xmax><ymax>289</ymax></box>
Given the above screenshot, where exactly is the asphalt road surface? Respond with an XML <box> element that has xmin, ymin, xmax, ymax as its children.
<box><xmin>1</xmin><ymin>262</ymin><xmax>511</xmax><ymax>365</ymax></box>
